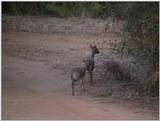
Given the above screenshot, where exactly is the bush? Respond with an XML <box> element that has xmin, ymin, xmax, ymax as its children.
<box><xmin>120</xmin><ymin>3</ymin><xmax>159</xmax><ymax>71</ymax></box>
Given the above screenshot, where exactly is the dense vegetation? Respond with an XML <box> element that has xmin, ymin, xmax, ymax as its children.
<box><xmin>2</xmin><ymin>2</ymin><xmax>131</xmax><ymax>18</ymax></box>
<box><xmin>2</xmin><ymin>2</ymin><xmax>159</xmax><ymax>96</ymax></box>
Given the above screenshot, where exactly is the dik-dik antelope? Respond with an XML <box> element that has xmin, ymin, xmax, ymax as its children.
<box><xmin>84</xmin><ymin>45</ymin><xmax>99</xmax><ymax>86</ymax></box>
<box><xmin>71</xmin><ymin>45</ymin><xmax>99</xmax><ymax>96</ymax></box>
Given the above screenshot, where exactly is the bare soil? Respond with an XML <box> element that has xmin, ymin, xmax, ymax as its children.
<box><xmin>2</xmin><ymin>31</ymin><xmax>159</xmax><ymax>120</ymax></box>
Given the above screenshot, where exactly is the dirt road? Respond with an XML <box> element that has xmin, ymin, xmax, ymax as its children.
<box><xmin>2</xmin><ymin>32</ymin><xmax>159</xmax><ymax>120</ymax></box>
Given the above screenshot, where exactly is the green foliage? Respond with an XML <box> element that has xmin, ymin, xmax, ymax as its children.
<box><xmin>1</xmin><ymin>2</ymin><xmax>132</xmax><ymax>18</ymax></box>
<box><xmin>121</xmin><ymin>3</ymin><xmax>159</xmax><ymax>70</ymax></box>
<box><xmin>144</xmin><ymin>71</ymin><xmax>159</xmax><ymax>96</ymax></box>
<box><xmin>45</xmin><ymin>3</ymin><xmax>72</xmax><ymax>17</ymax></box>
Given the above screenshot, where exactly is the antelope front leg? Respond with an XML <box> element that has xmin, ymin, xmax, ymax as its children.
<box><xmin>89</xmin><ymin>71</ymin><xmax>94</xmax><ymax>87</ymax></box>
<box><xmin>80</xmin><ymin>77</ymin><xmax>85</xmax><ymax>95</ymax></box>
<box><xmin>91</xmin><ymin>71</ymin><xmax>93</xmax><ymax>86</ymax></box>
<box><xmin>72</xmin><ymin>81</ymin><xmax>75</xmax><ymax>96</ymax></box>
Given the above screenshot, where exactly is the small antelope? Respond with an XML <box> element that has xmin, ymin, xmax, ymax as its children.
<box><xmin>71</xmin><ymin>59</ymin><xmax>88</xmax><ymax>96</ymax></box>
<box><xmin>84</xmin><ymin>45</ymin><xmax>99</xmax><ymax>86</ymax></box>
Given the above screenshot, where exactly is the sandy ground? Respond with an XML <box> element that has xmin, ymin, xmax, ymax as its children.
<box><xmin>2</xmin><ymin>32</ymin><xmax>159</xmax><ymax>120</ymax></box>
